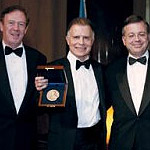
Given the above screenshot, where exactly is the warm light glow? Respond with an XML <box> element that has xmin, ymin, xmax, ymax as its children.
<box><xmin>106</xmin><ymin>106</ymin><xmax>114</xmax><ymax>144</ymax></box>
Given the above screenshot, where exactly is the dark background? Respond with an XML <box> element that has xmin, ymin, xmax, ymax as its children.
<box><xmin>67</xmin><ymin>0</ymin><xmax>133</xmax><ymax>64</ymax></box>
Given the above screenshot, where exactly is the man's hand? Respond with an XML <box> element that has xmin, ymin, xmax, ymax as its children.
<box><xmin>35</xmin><ymin>76</ymin><xmax>48</xmax><ymax>91</ymax></box>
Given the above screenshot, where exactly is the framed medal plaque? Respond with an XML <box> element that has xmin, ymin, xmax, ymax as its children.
<box><xmin>37</xmin><ymin>65</ymin><xmax>68</xmax><ymax>107</ymax></box>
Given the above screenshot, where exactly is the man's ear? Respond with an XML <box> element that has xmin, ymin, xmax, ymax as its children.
<box><xmin>66</xmin><ymin>36</ymin><xmax>69</xmax><ymax>45</ymax></box>
<box><xmin>24</xmin><ymin>25</ymin><xmax>29</xmax><ymax>34</ymax></box>
<box><xmin>148</xmin><ymin>33</ymin><xmax>150</xmax><ymax>41</ymax></box>
<box><xmin>122</xmin><ymin>36</ymin><xmax>126</xmax><ymax>46</ymax></box>
<box><xmin>0</xmin><ymin>21</ymin><xmax>3</xmax><ymax>32</ymax></box>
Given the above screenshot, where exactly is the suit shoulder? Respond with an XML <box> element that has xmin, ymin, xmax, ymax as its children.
<box><xmin>106</xmin><ymin>56</ymin><xmax>127</xmax><ymax>71</ymax></box>
<box><xmin>24</xmin><ymin>45</ymin><xmax>47</xmax><ymax>64</ymax></box>
<box><xmin>25</xmin><ymin>45</ymin><xmax>44</xmax><ymax>55</ymax></box>
<box><xmin>24</xmin><ymin>45</ymin><xmax>46</xmax><ymax>57</ymax></box>
<box><xmin>48</xmin><ymin>57</ymin><xmax>68</xmax><ymax>65</ymax></box>
<box><xmin>91</xmin><ymin>59</ymin><xmax>100</xmax><ymax>65</ymax></box>
<box><xmin>91</xmin><ymin>59</ymin><xmax>103</xmax><ymax>69</ymax></box>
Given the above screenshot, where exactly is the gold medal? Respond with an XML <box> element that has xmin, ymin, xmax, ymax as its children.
<box><xmin>46</xmin><ymin>89</ymin><xmax>60</xmax><ymax>101</ymax></box>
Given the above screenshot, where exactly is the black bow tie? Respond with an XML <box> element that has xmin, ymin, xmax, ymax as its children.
<box><xmin>76</xmin><ymin>59</ymin><xmax>91</xmax><ymax>70</ymax></box>
<box><xmin>5</xmin><ymin>46</ymin><xmax>23</xmax><ymax>57</ymax></box>
<box><xmin>129</xmin><ymin>56</ymin><xmax>147</xmax><ymax>65</ymax></box>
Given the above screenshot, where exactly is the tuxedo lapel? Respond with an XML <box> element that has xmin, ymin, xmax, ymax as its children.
<box><xmin>59</xmin><ymin>58</ymin><xmax>77</xmax><ymax>109</ymax></box>
<box><xmin>139</xmin><ymin>57</ymin><xmax>150</xmax><ymax>115</ymax></box>
<box><xmin>91</xmin><ymin>61</ymin><xmax>105</xmax><ymax>104</ymax></box>
<box><xmin>92</xmin><ymin>62</ymin><xmax>102</xmax><ymax>91</ymax></box>
<box><xmin>0</xmin><ymin>43</ymin><xmax>16</xmax><ymax>113</ymax></box>
<box><xmin>17</xmin><ymin>46</ymin><xmax>37</xmax><ymax>114</ymax></box>
<box><xmin>91</xmin><ymin>61</ymin><xmax>106</xmax><ymax>119</ymax></box>
<box><xmin>116</xmin><ymin>59</ymin><xmax>136</xmax><ymax>114</ymax></box>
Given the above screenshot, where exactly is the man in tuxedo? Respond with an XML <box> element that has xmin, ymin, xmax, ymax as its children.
<box><xmin>0</xmin><ymin>5</ymin><xmax>46</xmax><ymax>150</ymax></box>
<box><xmin>35</xmin><ymin>18</ymin><xmax>107</xmax><ymax>150</ymax></box>
<box><xmin>105</xmin><ymin>15</ymin><xmax>150</xmax><ymax>150</ymax></box>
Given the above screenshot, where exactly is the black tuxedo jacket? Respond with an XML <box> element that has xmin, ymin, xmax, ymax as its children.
<box><xmin>105</xmin><ymin>55</ymin><xmax>150</xmax><ymax>150</ymax></box>
<box><xmin>47</xmin><ymin>58</ymin><xmax>107</xmax><ymax>150</ymax></box>
<box><xmin>0</xmin><ymin>42</ymin><xmax>46</xmax><ymax>150</ymax></box>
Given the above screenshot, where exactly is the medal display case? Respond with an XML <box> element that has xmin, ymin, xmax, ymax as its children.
<box><xmin>37</xmin><ymin>65</ymin><xmax>68</xmax><ymax>107</ymax></box>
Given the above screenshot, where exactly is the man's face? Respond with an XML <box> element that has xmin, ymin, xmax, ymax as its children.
<box><xmin>122</xmin><ymin>21</ymin><xmax>149</xmax><ymax>58</ymax></box>
<box><xmin>66</xmin><ymin>24</ymin><xmax>94</xmax><ymax>61</ymax></box>
<box><xmin>0</xmin><ymin>10</ymin><xmax>28</xmax><ymax>49</ymax></box>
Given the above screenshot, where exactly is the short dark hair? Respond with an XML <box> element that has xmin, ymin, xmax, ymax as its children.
<box><xmin>0</xmin><ymin>5</ymin><xmax>30</xmax><ymax>27</ymax></box>
<box><xmin>66</xmin><ymin>17</ymin><xmax>95</xmax><ymax>35</ymax></box>
<box><xmin>122</xmin><ymin>15</ymin><xmax>150</xmax><ymax>35</ymax></box>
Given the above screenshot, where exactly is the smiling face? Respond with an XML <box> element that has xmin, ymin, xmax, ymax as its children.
<box><xmin>66</xmin><ymin>24</ymin><xmax>94</xmax><ymax>61</ymax></box>
<box><xmin>122</xmin><ymin>21</ymin><xmax>149</xmax><ymax>58</ymax></box>
<box><xmin>0</xmin><ymin>10</ymin><xmax>28</xmax><ymax>49</ymax></box>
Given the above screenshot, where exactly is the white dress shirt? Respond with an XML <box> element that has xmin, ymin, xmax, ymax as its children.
<box><xmin>67</xmin><ymin>51</ymin><xmax>101</xmax><ymax>128</ymax></box>
<box><xmin>127</xmin><ymin>50</ymin><xmax>148</xmax><ymax>114</ymax></box>
<box><xmin>3</xmin><ymin>41</ymin><xmax>27</xmax><ymax>113</ymax></box>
